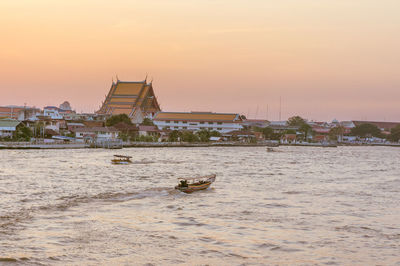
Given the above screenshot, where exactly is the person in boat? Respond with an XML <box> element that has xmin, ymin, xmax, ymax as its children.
<box><xmin>179</xmin><ymin>180</ymin><xmax>188</xmax><ymax>187</ymax></box>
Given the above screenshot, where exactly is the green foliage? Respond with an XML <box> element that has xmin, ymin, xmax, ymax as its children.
<box><xmin>168</xmin><ymin>130</ymin><xmax>181</xmax><ymax>142</ymax></box>
<box><xmin>209</xmin><ymin>130</ymin><xmax>221</xmax><ymax>137</ymax></box>
<box><xmin>287</xmin><ymin>116</ymin><xmax>312</xmax><ymax>141</ymax></box>
<box><xmin>388</xmin><ymin>125</ymin><xmax>400</xmax><ymax>142</ymax></box>
<box><xmin>33</xmin><ymin>122</ymin><xmax>45</xmax><ymax>137</ymax></box>
<box><xmin>299</xmin><ymin>123</ymin><xmax>312</xmax><ymax>140</ymax></box>
<box><xmin>66</xmin><ymin>132</ymin><xmax>75</xmax><ymax>138</ymax></box>
<box><xmin>350</xmin><ymin>123</ymin><xmax>381</xmax><ymax>138</ymax></box>
<box><xmin>196</xmin><ymin>129</ymin><xmax>211</xmax><ymax>142</ymax></box>
<box><xmin>284</xmin><ymin>129</ymin><xmax>296</xmax><ymax>135</ymax></box>
<box><xmin>16</xmin><ymin>125</ymin><xmax>33</xmax><ymax>141</ymax></box>
<box><xmin>329</xmin><ymin>126</ymin><xmax>345</xmax><ymax>141</ymax></box>
<box><xmin>287</xmin><ymin>116</ymin><xmax>307</xmax><ymax>126</ymax></box>
<box><xmin>141</xmin><ymin>118</ymin><xmax>154</xmax><ymax>126</ymax></box>
<box><xmin>118</xmin><ymin>133</ymin><xmax>129</xmax><ymax>141</ymax></box>
<box><xmin>180</xmin><ymin>131</ymin><xmax>199</xmax><ymax>142</ymax></box>
<box><xmin>105</xmin><ymin>114</ymin><xmax>132</xmax><ymax>127</ymax></box>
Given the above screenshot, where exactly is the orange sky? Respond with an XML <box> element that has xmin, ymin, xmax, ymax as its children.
<box><xmin>1</xmin><ymin>0</ymin><xmax>399</xmax><ymax>121</ymax></box>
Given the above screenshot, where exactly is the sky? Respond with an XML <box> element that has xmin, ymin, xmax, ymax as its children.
<box><xmin>0</xmin><ymin>0</ymin><xmax>399</xmax><ymax>121</ymax></box>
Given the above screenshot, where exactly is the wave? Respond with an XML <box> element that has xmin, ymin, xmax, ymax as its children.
<box><xmin>0</xmin><ymin>187</ymin><xmax>178</xmax><ymax>235</ymax></box>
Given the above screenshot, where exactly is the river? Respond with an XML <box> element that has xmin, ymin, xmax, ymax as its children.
<box><xmin>0</xmin><ymin>146</ymin><xmax>399</xmax><ymax>265</ymax></box>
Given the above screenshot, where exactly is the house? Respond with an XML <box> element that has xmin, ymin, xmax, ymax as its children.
<box><xmin>242</xmin><ymin>119</ymin><xmax>270</xmax><ymax>129</ymax></box>
<box><xmin>0</xmin><ymin>118</ymin><xmax>21</xmax><ymax>138</ymax></box>
<box><xmin>153</xmin><ymin>112</ymin><xmax>243</xmax><ymax>133</ymax></box>
<box><xmin>281</xmin><ymin>134</ymin><xmax>297</xmax><ymax>143</ymax></box>
<box><xmin>97</xmin><ymin>78</ymin><xmax>161</xmax><ymax>124</ymax></box>
<box><xmin>73</xmin><ymin>127</ymin><xmax>120</xmax><ymax>141</ymax></box>
<box><xmin>43</xmin><ymin>106</ymin><xmax>63</xmax><ymax>119</ymax></box>
<box><xmin>138</xmin><ymin>125</ymin><xmax>159</xmax><ymax>137</ymax></box>
<box><xmin>222</xmin><ymin>130</ymin><xmax>256</xmax><ymax>142</ymax></box>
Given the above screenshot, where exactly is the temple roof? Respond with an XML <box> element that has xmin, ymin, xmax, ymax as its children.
<box><xmin>97</xmin><ymin>79</ymin><xmax>161</xmax><ymax>116</ymax></box>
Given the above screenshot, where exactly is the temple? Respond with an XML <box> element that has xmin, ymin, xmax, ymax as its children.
<box><xmin>97</xmin><ymin>78</ymin><xmax>161</xmax><ymax>123</ymax></box>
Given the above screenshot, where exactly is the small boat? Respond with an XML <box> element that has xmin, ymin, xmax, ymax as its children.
<box><xmin>175</xmin><ymin>174</ymin><xmax>216</xmax><ymax>193</ymax></box>
<box><xmin>111</xmin><ymin>155</ymin><xmax>132</xmax><ymax>164</ymax></box>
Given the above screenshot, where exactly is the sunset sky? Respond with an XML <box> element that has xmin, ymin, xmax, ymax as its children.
<box><xmin>1</xmin><ymin>0</ymin><xmax>399</xmax><ymax>121</ymax></box>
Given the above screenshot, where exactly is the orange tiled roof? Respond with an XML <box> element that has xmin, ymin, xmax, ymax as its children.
<box><xmin>113</xmin><ymin>82</ymin><xmax>143</xmax><ymax>95</ymax></box>
<box><xmin>97</xmin><ymin>80</ymin><xmax>160</xmax><ymax>116</ymax></box>
<box><xmin>154</xmin><ymin>112</ymin><xmax>240</xmax><ymax>122</ymax></box>
<box><xmin>109</xmin><ymin>98</ymin><xmax>136</xmax><ymax>103</ymax></box>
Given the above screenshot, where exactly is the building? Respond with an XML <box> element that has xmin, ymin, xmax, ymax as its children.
<box><xmin>97</xmin><ymin>78</ymin><xmax>161</xmax><ymax>124</ymax></box>
<box><xmin>153</xmin><ymin>112</ymin><xmax>243</xmax><ymax>133</ymax></box>
<box><xmin>241</xmin><ymin>119</ymin><xmax>270</xmax><ymax>128</ymax></box>
<box><xmin>138</xmin><ymin>125</ymin><xmax>159</xmax><ymax>137</ymax></box>
<box><xmin>0</xmin><ymin>106</ymin><xmax>40</xmax><ymax>120</ymax></box>
<box><xmin>43</xmin><ymin>106</ymin><xmax>63</xmax><ymax>119</ymax></box>
<box><xmin>0</xmin><ymin>118</ymin><xmax>21</xmax><ymax>137</ymax></box>
<box><xmin>73</xmin><ymin>127</ymin><xmax>120</xmax><ymax>141</ymax></box>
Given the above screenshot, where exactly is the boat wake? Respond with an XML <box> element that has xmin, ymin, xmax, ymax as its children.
<box><xmin>0</xmin><ymin>188</ymin><xmax>177</xmax><ymax>235</ymax></box>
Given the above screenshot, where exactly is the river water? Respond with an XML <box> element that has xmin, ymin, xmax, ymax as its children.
<box><xmin>0</xmin><ymin>146</ymin><xmax>399</xmax><ymax>265</ymax></box>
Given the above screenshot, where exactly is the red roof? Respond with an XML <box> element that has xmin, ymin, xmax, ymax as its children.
<box><xmin>138</xmin><ymin>125</ymin><xmax>158</xmax><ymax>132</ymax></box>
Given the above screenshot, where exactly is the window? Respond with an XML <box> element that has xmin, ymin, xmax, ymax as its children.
<box><xmin>183</xmin><ymin>127</ymin><xmax>187</xmax><ymax>129</ymax></box>
<box><xmin>166</xmin><ymin>126</ymin><xmax>170</xmax><ymax>129</ymax></box>
<box><xmin>174</xmin><ymin>126</ymin><xmax>179</xmax><ymax>129</ymax></box>
<box><xmin>182</xmin><ymin>121</ymin><xmax>187</xmax><ymax>124</ymax></box>
<box><xmin>208</xmin><ymin>122</ymin><xmax>213</xmax><ymax>125</ymax></box>
<box><xmin>217</xmin><ymin>122</ymin><xmax>223</xmax><ymax>125</ymax></box>
<box><xmin>209</xmin><ymin>128</ymin><xmax>213</xmax><ymax>130</ymax></box>
<box><xmin>217</xmin><ymin>128</ymin><xmax>222</xmax><ymax>130</ymax></box>
<box><xmin>174</xmin><ymin>121</ymin><xmax>178</xmax><ymax>124</ymax></box>
<box><xmin>200</xmin><ymin>122</ymin><xmax>205</xmax><ymax>124</ymax></box>
<box><xmin>166</xmin><ymin>120</ymin><xmax>170</xmax><ymax>123</ymax></box>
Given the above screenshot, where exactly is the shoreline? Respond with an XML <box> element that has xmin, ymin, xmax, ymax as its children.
<box><xmin>1</xmin><ymin>142</ymin><xmax>399</xmax><ymax>149</ymax></box>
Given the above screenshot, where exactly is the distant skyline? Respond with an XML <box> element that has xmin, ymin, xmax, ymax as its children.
<box><xmin>1</xmin><ymin>0</ymin><xmax>399</xmax><ymax>122</ymax></box>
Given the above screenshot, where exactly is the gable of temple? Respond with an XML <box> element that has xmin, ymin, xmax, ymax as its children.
<box><xmin>97</xmin><ymin>79</ymin><xmax>161</xmax><ymax>120</ymax></box>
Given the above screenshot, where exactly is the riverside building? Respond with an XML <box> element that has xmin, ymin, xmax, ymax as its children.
<box><xmin>153</xmin><ymin>112</ymin><xmax>243</xmax><ymax>133</ymax></box>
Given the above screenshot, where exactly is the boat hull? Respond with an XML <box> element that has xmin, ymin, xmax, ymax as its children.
<box><xmin>175</xmin><ymin>182</ymin><xmax>212</xmax><ymax>193</ymax></box>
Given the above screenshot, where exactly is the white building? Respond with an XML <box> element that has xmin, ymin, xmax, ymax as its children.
<box><xmin>153</xmin><ymin>112</ymin><xmax>243</xmax><ymax>133</ymax></box>
<box><xmin>43</xmin><ymin>106</ymin><xmax>63</xmax><ymax>120</ymax></box>
<box><xmin>74</xmin><ymin>127</ymin><xmax>119</xmax><ymax>141</ymax></box>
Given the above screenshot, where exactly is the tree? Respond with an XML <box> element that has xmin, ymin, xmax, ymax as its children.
<box><xmin>168</xmin><ymin>130</ymin><xmax>181</xmax><ymax>142</ymax></box>
<box><xmin>196</xmin><ymin>129</ymin><xmax>211</xmax><ymax>142</ymax></box>
<box><xmin>388</xmin><ymin>125</ymin><xmax>400</xmax><ymax>142</ymax></box>
<box><xmin>210</xmin><ymin>130</ymin><xmax>221</xmax><ymax>137</ymax></box>
<box><xmin>262</xmin><ymin>127</ymin><xmax>274</xmax><ymax>139</ymax></box>
<box><xmin>141</xmin><ymin>118</ymin><xmax>154</xmax><ymax>126</ymax></box>
<box><xmin>105</xmin><ymin>114</ymin><xmax>132</xmax><ymax>127</ymax></box>
<box><xmin>16</xmin><ymin>125</ymin><xmax>33</xmax><ymax>141</ymax></box>
<box><xmin>299</xmin><ymin>123</ymin><xmax>312</xmax><ymax>141</ymax></box>
<box><xmin>181</xmin><ymin>131</ymin><xmax>199</xmax><ymax>142</ymax></box>
<box><xmin>287</xmin><ymin>116</ymin><xmax>307</xmax><ymax>126</ymax></box>
<box><xmin>350</xmin><ymin>124</ymin><xmax>381</xmax><ymax>138</ymax></box>
<box><xmin>329</xmin><ymin>126</ymin><xmax>345</xmax><ymax>141</ymax></box>
<box><xmin>287</xmin><ymin>116</ymin><xmax>312</xmax><ymax>141</ymax></box>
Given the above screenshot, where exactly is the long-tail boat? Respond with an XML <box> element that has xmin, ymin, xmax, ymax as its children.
<box><xmin>175</xmin><ymin>174</ymin><xmax>216</xmax><ymax>193</ymax></box>
<box><xmin>111</xmin><ymin>155</ymin><xmax>132</xmax><ymax>164</ymax></box>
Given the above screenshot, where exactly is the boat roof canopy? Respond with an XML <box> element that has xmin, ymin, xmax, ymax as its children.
<box><xmin>177</xmin><ymin>174</ymin><xmax>216</xmax><ymax>181</ymax></box>
<box><xmin>114</xmin><ymin>155</ymin><xmax>132</xmax><ymax>158</ymax></box>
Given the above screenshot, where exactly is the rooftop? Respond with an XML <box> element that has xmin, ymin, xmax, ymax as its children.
<box><xmin>153</xmin><ymin>112</ymin><xmax>241</xmax><ymax>122</ymax></box>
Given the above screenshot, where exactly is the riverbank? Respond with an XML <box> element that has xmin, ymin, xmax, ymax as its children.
<box><xmin>1</xmin><ymin>141</ymin><xmax>399</xmax><ymax>149</ymax></box>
